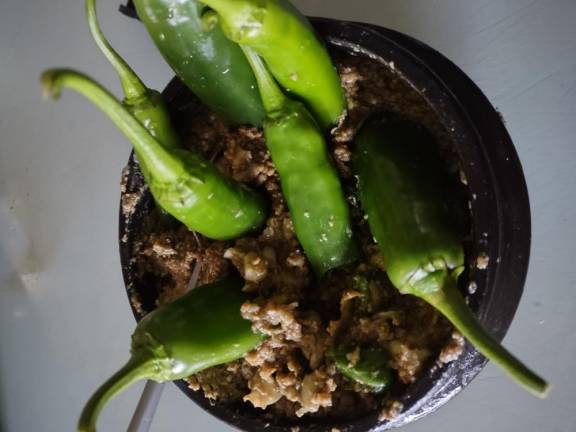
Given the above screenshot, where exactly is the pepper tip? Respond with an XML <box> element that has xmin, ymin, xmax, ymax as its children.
<box><xmin>538</xmin><ymin>382</ymin><xmax>552</xmax><ymax>399</ymax></box>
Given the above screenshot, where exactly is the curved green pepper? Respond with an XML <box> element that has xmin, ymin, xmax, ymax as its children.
<box><xmin>201</xmin><ymin>0</ymin><xmax>345</xmax><ymax>128</ymax></box>
<box><xmin>77</xmin><ymin>275</ymin><xmax>264</xmax><ymax>432</ymax></box>
<box><xmin>41</xmin><ymin>69</ymin><xmax>266</xmax><ymax>240</ymax></box>
<box><xmin>331</xmin><ymin>347</ymin><xmax>392</xmax><ymax>392</ymax></box>
<box><xmin>353</xmin><ymin>116</ymin><xmax>549</xmax><ymax>397</ymax></box>
<box><xmin>86</xmin><ymin>0</ymin><xmax>179</xmax><ymax>188</ymax></box>
<box><xmin>244</xmin><ymin>47</ymin><xmax>357</xmax><ymax>275</ymax></box>
<box><xmin>133</xmin><ymin>0</ymin><xmax>265</xmax><ymax>125</ymax></box>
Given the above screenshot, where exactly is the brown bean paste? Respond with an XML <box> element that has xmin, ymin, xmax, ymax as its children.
<box><xmin>126</xmin><ymin>52</ymin><xmax>465</xmax><ymax>421</ymax></box>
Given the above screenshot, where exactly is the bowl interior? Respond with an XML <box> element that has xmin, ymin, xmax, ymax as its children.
<box><xmin>118</xmin><ymin>17</ymin><xmax>530</xmax><ymax>432</ymax></box>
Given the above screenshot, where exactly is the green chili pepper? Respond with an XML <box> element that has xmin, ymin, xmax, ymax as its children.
<box><xmin>77</xmin><ymin>275</ymin><xmax>263</xmax><ymax>432</ymax></box>
<box><xmin>353</xmin><ymin>116</ymin><xmax>550</xmax><ymax>397</ymax></box>
<box><xmin>41</xmin><ymin>69</ymin><xmax>266</xmax><ymax>240</ymax></box>
<box><xmin>331</xmin><ymin>347</ymin><xmax>393</xmax><ymax>392</ymax></box>
<box><xmin>243</xmin><ymin>47</ymin><xmax>357</xmax><ymax>275</ymax></box>
<box><xmin>200</xmin><ymin>0</ymin><xmax>345</xmax><ymax>128</ymax></box>
<box><xmin>86</xmin><ymin>0</ymin><xmax>179</xmax><ymax>187</ymax></box>
<box><xmin>133</xmin><ymin>0</ymin><xmax>265</xmax><ymax>125</ymax></box>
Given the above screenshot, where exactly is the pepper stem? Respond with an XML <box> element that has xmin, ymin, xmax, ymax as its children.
<box><xmin>85</xmin><ymin>0</ymin><xmax>147</xmax><ymax>101</ymax></box>
<box><xmin>423</xmin><ymin>273</ymin><xmax>550</xmax><ymax>398</ymax></box>
<box><xmin>78</xmin><ymin>354</ymin><xmax>156</xmax><ymax>432</ymax></box>
<box><xmin>41</xmin><ymin>69</ymin><xmax>185</xmax><ymax>182</ymax></box>
<box><xmin>240</xmin><ymin>45</ymin><xmax>286</xmax><ymax>114</ymax></box>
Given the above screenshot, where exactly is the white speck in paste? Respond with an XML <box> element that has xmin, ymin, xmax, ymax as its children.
<box><xmin>476</xmin><ymin>253</ymin><xmax>489</xmax><ymax>269</ymax></box>
<box><xmin>346</xmin><ymin>226</ymin><xmax>353</xmax><ymax>238</ymax></box>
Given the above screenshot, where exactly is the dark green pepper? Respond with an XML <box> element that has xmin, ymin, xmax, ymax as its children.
<box><xmin>244</xmin><ymin>47</ymin><xmax>357</xmax><ymax>275</ymax></box>
<box><xmin>77</xmin><ymin>275</ymin><xmax>263</xmax><ymax>432</ymax></box>
<box><xmin>41</xmin><ymin>69</ymin><xmax>266</xmax><ymax>240</ymax></box>
<box><xmin>354</xmin><ymin>116</ymin><xmax>549</xmax><ymax>397</ymax></box>
<box><xmin>133</xmin><ymin>0</ymin><xmax>265</xmax><ymax>125</ymax></box>
<box><xmin>201</xmin><ymin>0</ymin><xmax>345</xmax><ymax>128</ymax></box>
<box><xmin>331</xmin><ymin>347</ymin><xmax>392</xmax><ymax>392</ymax></box>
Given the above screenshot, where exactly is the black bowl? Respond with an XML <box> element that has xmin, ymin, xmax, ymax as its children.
<box><xmin>118</xmin><ymin>10</ymin><xmax>531</xmax><ymax>432</ymax></box>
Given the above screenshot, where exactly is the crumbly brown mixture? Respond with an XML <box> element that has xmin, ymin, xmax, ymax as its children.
<box><xmin>439</xmin><ymin>331</ymin><xmax>466</xmax><ymax>364</ymax></box>
<box><xmin>130</xmin><ymin>52</ymin><xmax>466</xmax><ymax>422</ymax></box>
<box><xmin>378</xmin><ymin>400</ymin><xmax>405</xmax><ymax>421</ymax></box>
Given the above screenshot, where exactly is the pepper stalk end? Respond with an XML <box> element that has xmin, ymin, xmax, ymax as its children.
<box><xmin>421</xmin><ymin>271</ymin><xmax>550</xmax><ymax>398</ymax></box>
<box><xmin>78</xmin><ymin>353</ymin><xmax>158</xmax><ymax>432</ymax></box>
<box><xmin>40</xmin><ymin>69</ymin><xmax>65</xmax><ymax>101</ymax></box>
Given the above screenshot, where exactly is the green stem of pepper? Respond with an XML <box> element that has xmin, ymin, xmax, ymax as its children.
<box><xmin>240</xmin><ymin>46</ymin><xmax>286</xmax><ymax>113</ymax></box>
<box><xmin>354</xmin><ymin>116</ymin><xmax>550</xmax><ymax>398</ymax></box>
<box><xmin>85</xmin><ymin>0</ymin><xmax>146</xmax><ymax>100</ymax></box>
<box><xmin>77</xmin><ymin>276</ymin><xmax>264</xmax><ymax>432</ymax></box>
<box><xmin>41</xmin><ymin>68</ymin><xmax>267</xmax><ymax>239</ymax></box>
<box><xmin>78</xmin><ymin>354</ymin><xmax>156</xmax><ymax>432</ymax></box>
<box><xmin>41</xmin><ymin>69</ymin><xmax>185</xmax><ymax>183</ymax></box>
<box><xmin>421</xmin><ymin>272</ymin><xmax>550</xmax><ymax>398</ymax></box>
<box><xmin>201</xmin><ymin>0</ymin><xmax>345</xmax><ymax>128</ymax></box>
<box><xmin>242</xmin><ymin>46</ymin><xmax>358</xmax><ymax>275</ymax></box>
<box><xmin>86</xmin><ymin>0</ymin><xmax>179</xmax><ymax>151</ymax></box>
<box><xmin>133</xmin><ymin>0</ymin><xmax>265</xmax><ymax>125</ymax></box>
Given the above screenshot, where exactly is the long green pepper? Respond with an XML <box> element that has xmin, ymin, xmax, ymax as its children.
<box><xmin>41</xmin><ymin>69</ymin><xmax>266</xmax><ymax>240</ymax></box>
<box><xmin>353</xmin><ymin>116</ymin><xmax>549</xmax><ymax>397</ymax></box>
<box><xmin>201</xmin><ymin>0</ymin><xmax>345</xmax><ymax>128</ymax></box>
<box><xmin>77</xmin><ymin>276</ymin><xmax>264</xmax><ymax>432</ymax></box>
<box><xmin>83</xmin><ymin>0</ymin><xmax>266</xmax><ymax>238</ymax></box>
<box><xmin>243</xmin><ymin>47</ymin><xmax>357</xmax><ymax>275</ymax></box>
<box><xmin>86</xmin><ymin>0</ymin><xmax>179</xmax><ymax>181</ymax></box>
<box><xmin>133</xmin><ymin>0</ymin><xmax>265</xmax><ymax>125</ymax></box>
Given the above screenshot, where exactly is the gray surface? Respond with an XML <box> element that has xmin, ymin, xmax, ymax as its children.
<box><xmin>0</xmin><ymin>0</ymin><xmax>574</xmax><ymax>431</ymax></box>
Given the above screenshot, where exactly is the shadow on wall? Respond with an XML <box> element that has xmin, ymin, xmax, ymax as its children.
<box><xmin>0</xmin><ymin>194</ymin><xmax>46</xmax><ymax>286</ymax></box>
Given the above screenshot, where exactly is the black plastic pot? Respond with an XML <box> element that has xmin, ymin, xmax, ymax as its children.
<box><xmin>118</xmin><ymin>6</ymin><xmax>531</xmax><ymax>432</ymax></box>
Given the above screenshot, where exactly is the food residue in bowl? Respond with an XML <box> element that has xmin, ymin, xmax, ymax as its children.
<box><xmin>126</xmin><ymin>51</ymin><xmax>469</xmax><ymax>422</ymax></box>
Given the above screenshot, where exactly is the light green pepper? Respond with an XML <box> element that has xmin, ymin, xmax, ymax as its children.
<box><xmin>200</xmin><ymin>0</ymin><xmax>345</xmax><ymax>128</ymax></box>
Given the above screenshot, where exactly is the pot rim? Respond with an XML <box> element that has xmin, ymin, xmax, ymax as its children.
<box><xmin>118</xmin><ymin>14</ymin><xmax>530</xmax><ymax>432</ymax></box>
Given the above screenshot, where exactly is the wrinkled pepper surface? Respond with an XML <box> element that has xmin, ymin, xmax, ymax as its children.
<box><xmin>77</xmin><ymin>275</ymin><xmax>263</xmax><ymax>432</ymax></box>
<box><xmin>41</xmin><ymin>69</ymin><xmax>266</xmax><ymax>240</ymax></box>
<box><xmin>244</xmin><ymin>47</ymin><xmax>357</xmax><ymax>275</ymax></box>
<box><xmin>354</xmin><ymin>115</ymin><xmax>549</xmax><ymax>397</ymax></box>
<box><xmin>133</xmin><ymin>0</ymin><xmax>265</xmax><ymax>125</ymax></box>
<box><xmin>201</xmin><ymin>0</ymin><xmax>345</xmax><ymax>128</ymax></box>
<box><xmin>86</xmin><ymin>0</ymin><xmax>179</xmax><ymax>187</ymax></box>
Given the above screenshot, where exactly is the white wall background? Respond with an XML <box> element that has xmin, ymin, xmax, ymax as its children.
<box><xmin>1</xmin><ymin>0</ymin><xmax>574</xmax><ymax>431</ymax></box>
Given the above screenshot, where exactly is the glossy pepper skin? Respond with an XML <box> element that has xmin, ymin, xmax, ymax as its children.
<box><xmin>244</xmin><ymin>47</ymin><xmax>357</xmax><ymax>275</ymax></box>
<box><xmin>41</xmin><ymin>69</ymin><xmax>266</xmax><ymax>240</ymax></box>
<box><xmin>133</xmin><ymin>0</ymin><xmax>265</xmax><ymax>125</ymax></box>
<box><xmin>86</xmin><ymin>0</ymin><xmax>179</xmax><ymax>188</ymax></box>
<box><xmin>201</xmin><ymin>0</ymin><xmax>345</xmax><ymax>128</ymax></box>
<box><xmin>354</xmin><ymin>116</ymin><xmax>549</xmax><ymax>397</ymax></box>
<box><xmin>331</xmin><ymin>347</ymin><xmax>392</xmax><ymax>391</ymax></box>
<box><xmin>77</xmin><ymin>275</ymin><xmax>263</xmax><ymax>432</ymax></box>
